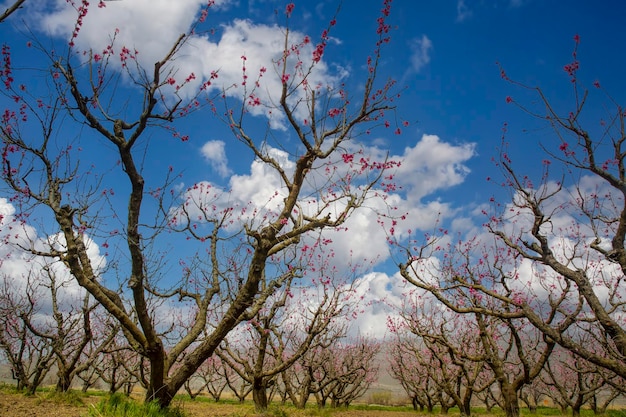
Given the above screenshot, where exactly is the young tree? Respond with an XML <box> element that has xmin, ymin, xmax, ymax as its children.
<box><xmin>0</xmin><ymin>273</ymin><xmax>55</xmax><ymax>394</ymax></box>
<box><xmin>539</xmin><ymin>347</ymin><xmax>605</xmax><ymax>417</ymax></box>
<box><xmin>590</xmin><ymin>370</ymin><xmax>625</xmax><ymax>415</ymax></box>
<box><xmin>19</xmin><ymin>263</ymin><xmax>114</xmax><ymax>392</ymax></box>
<box><xmin>519</xmin><ymin>377</ymin><xmax>546</xmax><ymax>413</ymax></box>
<box><xmin>388</xmin><ymin>340</ymin><xmax>439</xmax><ymax>412</ymax></box>
<box><xmin>185</xmin><ymin>356</ymin><xmax>228</xmax><ymax>402</ymax></box>
<box><xmin>397</xmin><ymin>236</ymin><xmax>555</xmax><ymax>417</ymax></box>
<box><xmin>390</xmin><ymin>298</ymin><xmax>495</xmax><ymax>417</ymax></box>
<box><xmin>217</xmin><ymin>268</ymin><xmax>358</xmax><ymax>412</ymax></box>
<box><xmin>280</xmin><ymin>357</ymin><xmax>315</xmax><ymax>409</ymax></box>
<box><xmin>310</xmin><ymin>336</ymin><xmax>380</xmax><ymax>408</ymax></box>
<box><xmin>94</xmin><ymin>335</ymin><xmax>142</xmax><ymax>395</ymax></box>
<box><xmin>0</xmin><ymin>0</ymin><xmax>401</xmax><ymax>408</ymax></box>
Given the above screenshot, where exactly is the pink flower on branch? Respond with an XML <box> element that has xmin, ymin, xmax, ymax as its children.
<box><xmin>312</xmin><ymin>43</ymin><xmax>326</xmax><ymax>63</ymax></box>
<box><xmin>285</xmin><ymin>3</ymin><xmax>295</xmax><ymax>17</ymax></box>
<box><xmin>328</xmin><ymin>108</ymin><xmax>342</xmax><ymax>118</ymax></box>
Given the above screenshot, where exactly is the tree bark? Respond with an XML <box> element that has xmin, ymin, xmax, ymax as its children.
<box><xmin>252</xmin><ymin>377</ymin><xmax>269</xmax><ymax>412</ymax></box>
<box><xmin>501</xmin><ymin>384</ymin><xmax>521</xmax><ymax>417</ymax></box>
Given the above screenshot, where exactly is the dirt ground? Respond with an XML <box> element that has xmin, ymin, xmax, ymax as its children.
<box><xmin>0</xmin><ymin>390</ymin><xmax>422</xmax><ymax>417</ymax></box>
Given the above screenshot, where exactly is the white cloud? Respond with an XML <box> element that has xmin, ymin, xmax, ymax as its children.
<box><xmin>408</xmin><ymin>35</ymin><xmax>433</xmax><ymax>73</ymax></box>
<box><xmin>175</xmin><ymin>134</ymin><xmax>475</xmax><ymax>271</ymax></box>
<box><xmin>31</xmin><ymin>1</ymin><xmax>344</xmax><ymax>131</ymax></box>
<box><xmin>455</xmin><ymin>0</ymin><xmax>528</xmax><ymax>22</ymax></box>
<box><xmin>0</xmin><ymin>198</ymin><xmax>106</xmax><ymax>314</ymax></box>
<box><xmin>350</xmin><ymin>271</ymin><xmax>407</xmax><ymax>338</ymax></box>
<box><xmin>201</xmin><ymin>140</ymin><xmax>231</xmax><ymax>177</ymax></box>
<box><xmin>35</xmin><ymin>0</ymin><xmax>227</xmax><ymax>64</ymax></box>
<box><xmin>456</xmin><ymin>0</ymin><xmax>473</xmax><ymax>22</ymax></box>
<box><xmin>393</xmin><ymin>134</ymin><xmax>475</xmax><ymax>203</ymax></box>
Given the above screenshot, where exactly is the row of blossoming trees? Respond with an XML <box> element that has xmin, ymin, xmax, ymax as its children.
<box><xmin>387</xmin><ymin>297</ymin><xmax>625</xmax><ymax>417</ymax></box>
<box><xmin>0</xmin><ymin>0</ymin><xmax>395</xmax><ymax>412</ymax></box>
<box><xmin>0</xmin><ymin>275</ymin><xmax>379</xmax><ymax>409</ymax></box>
<box><xmin>387</xmin><ymin>36</ymin><xmax>626</xmax><ymax>417</ymax></box>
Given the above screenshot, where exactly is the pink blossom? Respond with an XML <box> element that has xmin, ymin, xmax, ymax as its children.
<box><xmin>328</xmin><ymin>108</ymin><xmax>342</xmax><ymax>117</ymax></box>
<box><xmin>285</xmin><ymin>3</ymin><xmax>295</xmax><ymax>17</ymax></box>
<box><xmin>312</xmin><ymin>43</ymin><xmax>325</xmax><ymax>63</ymax></box>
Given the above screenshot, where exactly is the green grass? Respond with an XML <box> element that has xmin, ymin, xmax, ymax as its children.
<box><xmin>86</xmin><ymin>393</ymin><xmax>186</xmax><ymax>417</ymax></box>
<box><xmin>0</xmin><ymin>382</ymin><xmax>20</xmax><ymax>393</ymax></box>
<box><xmin>38</xmin><ymin>388</ymin><xmax>86</xmax><ymax>407</ymax></box>
<box><xmin>2</xmin><ymin>384</ymin><xmax>626</xmax><ymax>417</ymax></box>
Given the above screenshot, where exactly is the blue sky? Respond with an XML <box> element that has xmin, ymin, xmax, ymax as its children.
<box><xmin>1</xmin><ymin>0</ymin><xmax>625</xmax><ymax>335</ymax></box>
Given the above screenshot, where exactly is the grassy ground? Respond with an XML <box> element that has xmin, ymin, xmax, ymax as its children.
<box><xmin>0</xmin><ymin>384</ymin><xmax>625</xmax><ymax>417</ymax></box>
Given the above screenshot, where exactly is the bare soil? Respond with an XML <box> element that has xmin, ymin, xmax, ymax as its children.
<box><xmin>0</xmin><ymin>390</ymin><xmax>421</xmax><ymax>417</ymax></box>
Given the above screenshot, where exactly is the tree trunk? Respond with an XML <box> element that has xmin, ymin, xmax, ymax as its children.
<box><xmin>144</xmin><ymin>349</ymin><xmax>174</xmax><ymax>408</ymax></box>
<box><xmin>460</xmin><ymin>395</ymin><xmax>472</xmax><ymax>417</ymax></box>
<box><xmin>252</xmin><ymin>377</ymin><xmax>269</xmax><ymax>411</ymax></box>
<box><xmin>56</xmin><ymin>361</ymin><xmax>75</xmax><ymax>392</ymax></box>
<box><xmin>572</xmin><ymin>394</ymin><xmax>584</xmax><ymax>417</ymax></box>
<box><xmin>501</xmin><ymin>384</ymin><xmax>521</xmax><ymax>417</ymax></box>
<box><xmin>426</xmin><ymin>397</ymin><xmax>434</xmax><ymax>413</ymax></box>
<box><xmin>56</xmin><ymin>371</ymin><xmax>72</xmax><ymax>392</ymax></box>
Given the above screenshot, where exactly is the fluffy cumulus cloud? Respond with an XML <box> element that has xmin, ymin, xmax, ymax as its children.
<box><xmin>348</xmin><ymin>271</ymin><xmax>430</xmax><ymax>338</ymax></box>
<box><xmin>201</xmin><ymin>140</ymin><xmax>231</xmax><ymax>177</ymax></box>
<box><xmin>35</xmin><ymin>0</ymin><xmax>224</xmax><ymax>63</ymax></box>
<box><xmin>393</xmin><ymin>134</ymin><xmax>475</xmax><ymax>203</ymax></box>
<box><xmin>176</xmin><ymin>19</ymin><xmax>342</xmax><ymax>128</ymax></box>
<box><xmin>31</xmin><ymin>1</ymin><xmax>343</xmax><ymax>130</ymax></box>
<box><xmin>0</xmin><ymin>198</ymin><xmax>106</xmax><ymax>314</ymax></box>
<box><xmin>174</xmin><ymin>133</ymin><xmax>475</xmax><ymax>273</ymax></box>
